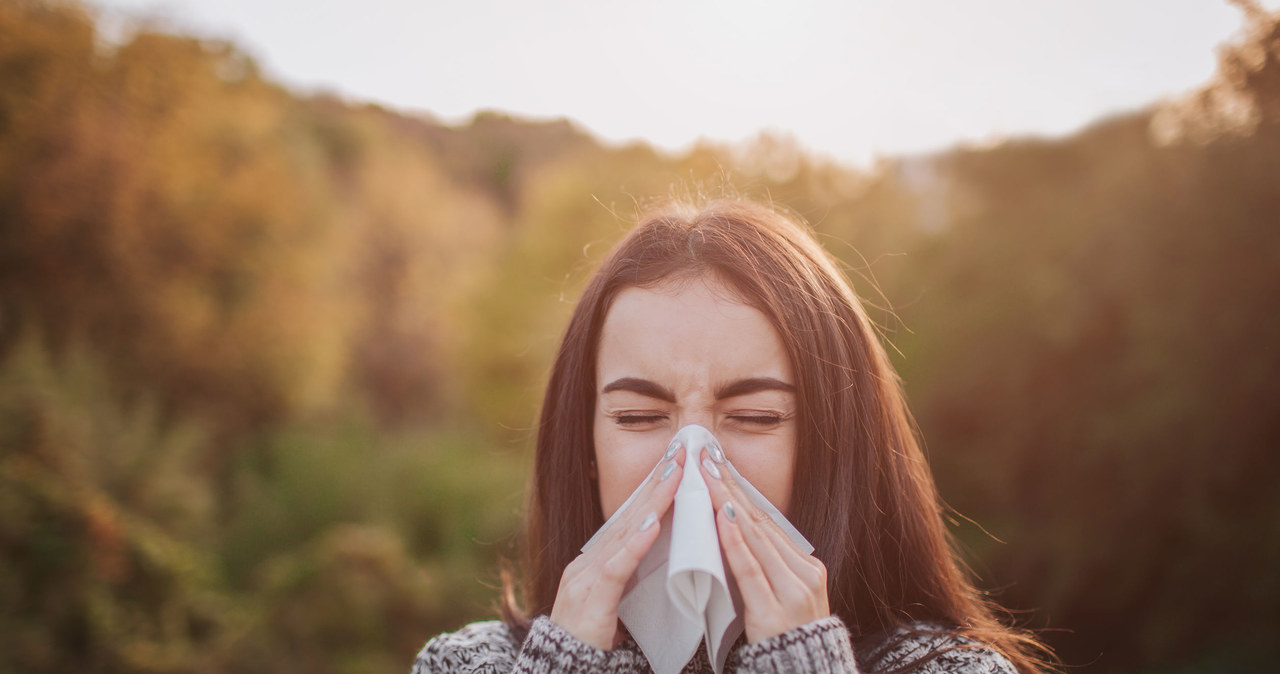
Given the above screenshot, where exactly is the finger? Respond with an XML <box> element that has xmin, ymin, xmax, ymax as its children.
<box><xmin>699</xmin><ymin>449</ymin><xmax>784</xmax><ymax>581</ymax></box>
<box><xmin>611</xmin><ymin>450</ymin><xmax>691</xmax><ymax>524</ymax></box>
<box><xmin>632</xmin><ymin>449</ymin><xmax>683</xmax><ymax>524</ymax></box>
<box><xmin>700</xmin><ymin>450</ymin><xmax>795</xmax><ymax>554</ymax></box>
<box><xmin>700</xmin><ymin>452</ymin><xmax>808</xmax><ymax>602</ymax></box>
<box><xmin>756</xmin><ymin>515</ymin><xmax>827</xmax><ymax>589</ymax></box>
<box><xmin>599</xmin><ymin>451</ymin><xmax>684</xmax><ymax>547</ymax></box>
<box><xmin>717</xmin><ymin>501</ymin><xmax>793</xmax><ymax>642</ymax></box>
<box><xmin>634</xmin><ymin>446</ymin><xmax>686</xmax><ymax>508</ymax></box>
<box><xmin>698</xmin><ymin>447</ymin><xmax>732</xmax><ymax>510</ymax></box>
<box><xmin>698</xmin><ymin>449</ymin><xmax>782</xmax><ymax>548</ymax></box>
<box><xmin>697</xmin><ymin>448</ymin><xmax>769</xmax><ymax>524</ymax></box>
<box><xmin>716</xmin><ymin>501</ymin><xmax>779</xmax><ymax>614</ymax></box>
<box><xmin>552</xmin><ymin>512</ymin><xmax>663</xmax><ymax>650</ymax></box>
<box><xmin>591</xmin><ymin>512</ymin><xmax>663</xmax><ymax>612</ymax></box>
<box><xmin>576</xmin><ymin>450</ymin><xmax>681</xmax><ymax>611</ymax></box>
<box><xmin>730</xmin><ymin>500</ymin><xmax>804</xmax><ymax>599</ymax></box>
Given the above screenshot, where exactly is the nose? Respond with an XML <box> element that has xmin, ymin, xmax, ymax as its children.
<box><xmin>670</xmin><ymin>386</ymin><xmax>717</xmax><ymax>440</ymax></box>
<box><xmin>675</xmin><ymin>406</ymin><xmax>716</xmax><ymax>436</ymax></box>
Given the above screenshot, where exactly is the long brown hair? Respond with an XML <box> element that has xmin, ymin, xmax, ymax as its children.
<box><xmin>502</xmin><ymin>197</ymin><xmax>1053</xmax><ymax>672</ymax></box>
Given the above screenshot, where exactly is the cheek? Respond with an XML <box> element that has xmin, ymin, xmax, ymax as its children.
<box><xmin>726</xmin><ymin>432</ymin><xmax>797</xmax><ymax>516</ymax></box>
<box><xmin>593</xmin><ymin>422</ymin><xmax>665</xmax><ymax>518</ymax></box>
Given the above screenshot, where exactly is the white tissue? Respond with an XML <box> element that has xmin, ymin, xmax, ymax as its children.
<box><xmin>581</xmin><ymin>425</ymin><xmax>813</xmax><ymax>674</ymax></box>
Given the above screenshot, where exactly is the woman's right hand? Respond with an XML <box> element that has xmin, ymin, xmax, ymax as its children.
<box><xmin>549</xmin><ymin>449</ymin><xmax>684</xmax><ymax>650</ymax></box>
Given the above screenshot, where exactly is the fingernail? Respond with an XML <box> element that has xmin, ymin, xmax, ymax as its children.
<box><xmin>701</xmin><ymin>457</ymin><xmax>721</xmax><ymax>480</ymax></box>
<box><xmin>724</xmin><ymin>502</ymin><xmax>737</xmax><ymax>522</ymax></box>
<box><xmin>660</xmin><ymin>462</ymin><xmax>677</xmax><ymax>481</ymax></box>
<box><xmin>640</xmin><ymin>512</ymin><xmax>657</xmax><ymax>531</ymax></box>
<box><xmin>708</xmin><ymin>440</ymin><xmax>725</xmax><ymax>463</ymax></box>
<box><xmin>664</xmin><ymin>439</ymin><xmax>681</xmax><ymax>460</ymax></box>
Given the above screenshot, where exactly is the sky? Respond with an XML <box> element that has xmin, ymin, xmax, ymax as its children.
<box><xmin>90</xmin><ymin>0</ymin><xmax>1277</xmax><ymax>167</ymax></box>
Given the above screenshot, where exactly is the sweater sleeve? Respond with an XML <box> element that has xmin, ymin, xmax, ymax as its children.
<box><xmin>731</xmin><ymin>616</ymin><xmax>860</xmax><ymax>674</ymax></box>
<box><xmin>414</xmin><ymin>616</ymin><xmax>656</xmax><ymax>674</ymax></box>
<box><xmin>412</xmin><ymin>620</ymin><xmax>519</xmax><ymax>674</ymax></box>
<box><xmin>861</xmin><ymin>624</ymin><xmax>1018</xmax><ymax>674</ymax></box>
<box><xmin>510</xmin><ymin>616</ymin><xmax>615</xmax><ymax>673</ymax></box>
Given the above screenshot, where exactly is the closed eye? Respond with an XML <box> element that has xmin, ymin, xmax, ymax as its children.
<box><xmin>729</xmin><ymin>413</ymin><xmax>786</xmax><ymax>427</ymax></box>
<box><xmin>612</xmin><ymin>413</ymin><xmax>668</xmax><ymax>427</ymax></box>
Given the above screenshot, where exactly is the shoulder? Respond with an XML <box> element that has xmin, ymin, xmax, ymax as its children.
<box><xmin>412</xmin><ymin>620</ymin><xmax>520</xmax><ymax>674</ymax></box>
<box><xmin>859</xmin><ymin>622</ymin><xmax>1018</xmax><ymax>674</ymax></box>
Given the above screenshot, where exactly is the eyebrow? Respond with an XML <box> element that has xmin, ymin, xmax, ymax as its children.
<box><xmin>600</xmin><ymin>376</ymin><xmax>795</xmax><ymax>402</ymax></box>
<box><xmin>600</xmin><ymin>377</ymin><xmax>676</xmax><ymax>402</ymax></box>
<box><xmin>714</xmin><ymin>377</ymin><xmax>796</xmax><ymax>400</ymax></box>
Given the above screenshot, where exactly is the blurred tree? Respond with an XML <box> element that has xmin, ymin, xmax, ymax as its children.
<box><xmin>0</xmin><ymin>2</ymin><xmax>354</xmax><ymax>440</ymax></box>
<box><xmin>328</xmin><ymin>104</ymin><xmax>504</xmax><ymax>427</ymax></box>
<box><xmin>883</xmin><ymin>6</ymin><xmax>1280</xmax><ymax>662</ymax></box>
<box><xmin>0</xmin><ymin>332</ymin><xmax>239</xmax><ymax>673</ymax></box>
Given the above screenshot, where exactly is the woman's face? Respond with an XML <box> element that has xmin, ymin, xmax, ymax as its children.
<box><xmin>593</xmin><ymin>274</ymin><xmax>798</xmax><ymax>518</ymax></box>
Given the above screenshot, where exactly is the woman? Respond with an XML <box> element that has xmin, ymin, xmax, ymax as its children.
<box><xmin>414</xmin><ymin>198</ymin><xmax>1053</xmax><ymax>673</ymax></box>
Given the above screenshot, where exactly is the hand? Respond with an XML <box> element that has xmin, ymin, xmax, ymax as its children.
<box><xmin>549</xmin><ymin>450</ymin><xmax>684</xmax><ymax>650</ymax></box>
<box><xmin>698</xmin><ymin>448</ymin><xmax>830</xmax><ymax>642</ymax></box>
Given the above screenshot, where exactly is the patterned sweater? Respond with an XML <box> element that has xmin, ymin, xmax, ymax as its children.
<box><xmin>413</xmin><ymin>615</ymin><xmax>1018</xmax><ymax>674</ymax></box>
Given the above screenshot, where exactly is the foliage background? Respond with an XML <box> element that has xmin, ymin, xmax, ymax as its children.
<box><xmin>2</xmin><ymin>1</ymin><xmax>1278</xmax><ymax>671</ymax></box>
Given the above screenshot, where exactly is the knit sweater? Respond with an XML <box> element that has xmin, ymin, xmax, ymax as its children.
<box><xmin>413</xmin><ymin>615</ymin><xmax>1017</xmax><ymax>674</ymax></box>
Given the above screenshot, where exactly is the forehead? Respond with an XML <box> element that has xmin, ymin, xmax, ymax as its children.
<box><xmin>596</xmin><ymin>277</ymin><xmax>791</xmax><ymax>382</ymax></box>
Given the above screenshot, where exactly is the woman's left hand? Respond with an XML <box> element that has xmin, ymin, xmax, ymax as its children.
<box><xmin>698</xmin><ymin>449</ymin><xmax>831</xmax><ymax>643</ymax></box>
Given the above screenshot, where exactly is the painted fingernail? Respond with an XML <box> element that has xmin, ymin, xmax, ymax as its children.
<box><xmin>640</xmin><ymin>512</ymin><xmax>657</xmax><ymax>531</ymax></box>
<box><xmin>708</xmin><ymin>439</ymin><xmax>725</xmax><ymax>463</ymax></box>
<box><xmin>701</xmin><ymin>457</ymin><xmax>721</xmax><ymax>480</ymax></box>
<box><xmin>724</xmin><ymin>502</ymin><xmax>738</xmax><ymax>522</ymax></box>
<box><xmin>660</xmin><ymin>461</ymin><xmax>677</xmax><ymax>481</ymax></box>
<box><xmin>664</xmin><ymin>439</ymin><xmax>681</xmax><ymax>460</ymax></box>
